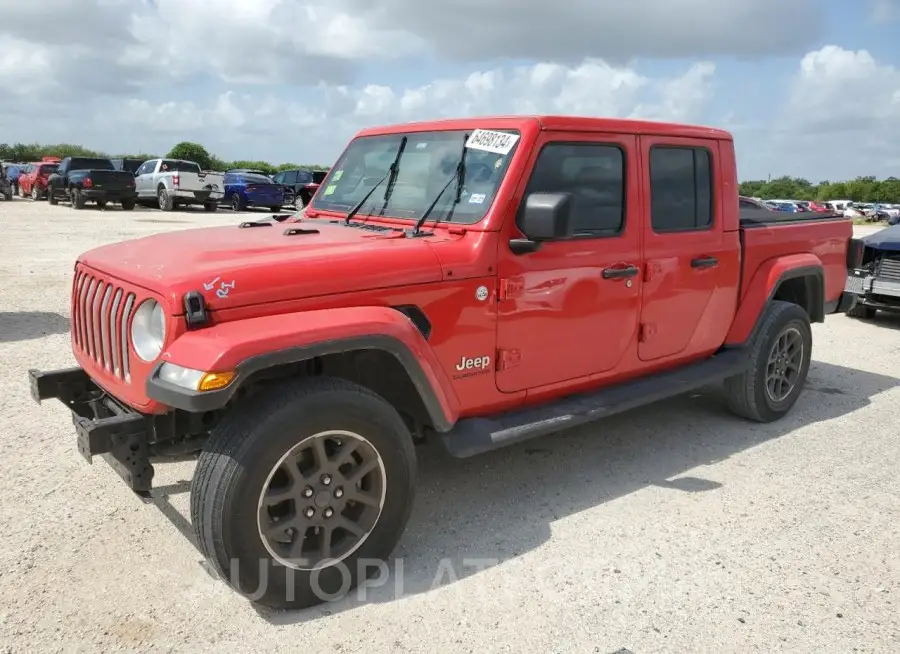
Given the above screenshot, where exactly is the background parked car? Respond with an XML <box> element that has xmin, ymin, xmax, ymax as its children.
<box><xmin>111</xmin><ymin>158</ymin><xmax>144</xmax><ymax>175</ymax></box>
<box><xmin>133</xmin><ymin>158</ymin><xmax>224</xmax><ymax>211</ymax></box>
<box><xmin>222</xmin><ymin>171</ymin><xmax>287</xmax><ymax>212</ymax></box>
<box><xmin>271</xmin><ymin>168</ymin><xmax>328</xmax><ymax>208</ymax></box>
<box><xmin>0</xmin><ymin>164</ymin><xmax>12</xmax><ymax>200</ymax></box>
<box><xmin>18</xmin><ymin>159</ymin><xmax>60</xmax><ymax>200</ymax></box>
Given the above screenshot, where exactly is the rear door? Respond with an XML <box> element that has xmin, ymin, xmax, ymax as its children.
<box><xmin>495</xmin><ymin>131</ymin><xmax>642</xmax><ymax>392</ymax></box>
<box><xmin>637</xmin><ymin>137</ymin><xmax>740</xmax><ymax>361</ymax></box>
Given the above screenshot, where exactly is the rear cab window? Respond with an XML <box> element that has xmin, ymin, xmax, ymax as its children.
<box><xmin>649</xmin><ymin>146</ymin><xmax>713</xmax><ymax>232</ymax></box>
<box><xmin>160</xmin><ymin>160</ymin><xmax>201</xmax><ymax>173</ymax></box>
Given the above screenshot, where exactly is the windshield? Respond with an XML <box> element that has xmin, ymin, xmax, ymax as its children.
<box><xmin>311</xmin><ymin>129</ymin><xmax>521</xmax><ymax>225</ymax></box>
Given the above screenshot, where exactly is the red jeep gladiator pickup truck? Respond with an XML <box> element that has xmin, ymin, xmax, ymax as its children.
<box><xmin>29</xmin><ymin>115</ymin><xmax>855</xmax><ymax>609</ymax></box>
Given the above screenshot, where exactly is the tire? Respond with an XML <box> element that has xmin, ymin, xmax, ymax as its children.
<box><xmin>48</xmin><ymin>186</ymin><xmax>58</xmax><ymax>205</ymax></box>
<box><xmin>158</xmin><ymin>187</ymin><xmax>174</xmax><ymax>211</ymax></box>
<box><xmin>71</xmin><ymin>188</ymin><xmax>85</xmax><ymax>209</ymax></box>
<box><xmin>724</xmin><ymin>300</ymin><xmax>812</xmax><ymax>423</ymax></box>
<box><xmin>96</xmin><ymin>200</ymin><xmax>107</xmax><ymax>210</ymax></box>
<box><xmin>204</xmin><ymin>201</ymin><xmax>218</xmax><ymax>212</ymax></box>
<box><xmin>190</xmin><ymin>377</ymin><xmax>417</xmax><ymax>610</ymax></box>
<box><xmin>846</xmin><ymin>298</ymin><xmax>876</xmax><ymax>320</ymax></box>
<box><xmin>120</xmin><ymin>198</ymin><xmax>136</xmax><ymax>211</ymax></box>
<box><xmin>18</xmin><ymin>185</ymin><xmax>25</xmax><ymax>198</ymax></box>
<box><xmin>231</xmin><ymin>194</ymin><xmax>245</xmax><ymax>212</ymax></box>
<box><xmin>3</xmin><ymin>191</ymin><xmax>10</xmax><ymax>201</ymax></box>
<box><xmin>31</xmin><ymin>186</ymin><xmax>39</xmax><ymax>201</ymax></box>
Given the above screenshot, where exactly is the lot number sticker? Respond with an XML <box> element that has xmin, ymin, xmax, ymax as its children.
<box><xmin>466</xmin><ymin>129</ymin><xmax>520</xmax><ymax>155</ymax></box>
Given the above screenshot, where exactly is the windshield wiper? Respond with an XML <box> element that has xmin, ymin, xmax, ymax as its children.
<box><xmin>344</xmin><ymin>135</ymin><xmax>407</xmax><ymax>225</ymax></box>
<box><xmin>411</xmin><ymin>132</ymin><xmax>468</xmax><ymax>236</ymax></box>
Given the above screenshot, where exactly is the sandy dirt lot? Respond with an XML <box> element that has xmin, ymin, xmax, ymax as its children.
<box><xmin>0</xmin><ymin>197</ymin><xmax>897</xmax><ymax>653</ymax></box>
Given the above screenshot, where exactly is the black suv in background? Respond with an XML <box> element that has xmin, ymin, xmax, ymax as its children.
<box><xmin>271</xmin><ymin>168</ymin><xmax>327</xmax><ymax>207</ymax></box>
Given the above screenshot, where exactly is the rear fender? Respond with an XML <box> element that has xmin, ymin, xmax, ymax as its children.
<box><xmin>725</xmin><ymin>253</ymin><xmax>824</xmax><ymax>346</ymax></box>
<box><xmin>147</xmin><ymin>306</ymin><xmax>460</xmax><ymax>430</ymax></box>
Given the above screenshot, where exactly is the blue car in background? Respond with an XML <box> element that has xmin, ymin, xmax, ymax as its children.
<box><xmin>223</xmin><ymin>171</ymin><xmax>287</xmax><ymax>212</ymax></box>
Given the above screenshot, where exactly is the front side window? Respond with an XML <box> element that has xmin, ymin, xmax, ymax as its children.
<box><xmin>520</xmin><ymin>142</ymin><xmax>626</xmax><ymax>237</ymax></box>
<box><xmin>311</xmin><ymin>129</ymin><xmax>521</xmax><ymax>225</ymax></box>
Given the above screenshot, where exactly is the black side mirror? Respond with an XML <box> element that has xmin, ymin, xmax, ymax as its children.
<box><xmin>511</xmin><ymin>192</ymin><xmax>574</xmax><ymax>254</ymax></box>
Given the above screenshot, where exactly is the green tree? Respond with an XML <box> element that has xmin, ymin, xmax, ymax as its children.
<box><xmin>166</xmin><ymin>142</ymin><xmax>212</xmax><ymax>170</ymax></box>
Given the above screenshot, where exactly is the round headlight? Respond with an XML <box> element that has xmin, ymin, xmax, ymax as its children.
<box><xmin>131</xmin><ymin>299</ymin><xmax>166</xmax><ymax>362</ymax></box>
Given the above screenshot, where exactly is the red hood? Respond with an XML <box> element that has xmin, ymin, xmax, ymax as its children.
<box><xmin>79</xmin><ymin>219</ymin><xmax>444</xmax><ymax>313</ymax></box>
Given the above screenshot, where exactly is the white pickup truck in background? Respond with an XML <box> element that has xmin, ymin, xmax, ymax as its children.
<box><xmin>133</xmin><ymin>158</ymin><xmax>225</xmax><ymax>211</ymax></box>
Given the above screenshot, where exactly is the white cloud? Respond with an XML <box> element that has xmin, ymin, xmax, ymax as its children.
<box><xmin>770</xmin><ymin>45</ymin><xmax>900</xmax><ymax>180</ymax></box>
<box><xmin>42</xmin><ymin>57</ymin><xmax>711</xmax><ymax>164</ymax></box>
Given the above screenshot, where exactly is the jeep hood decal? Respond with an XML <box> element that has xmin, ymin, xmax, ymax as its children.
<box><xmin>78</xmin><ymin>221</ymin><xmax>445</xmax><ymax>311</ymax></box>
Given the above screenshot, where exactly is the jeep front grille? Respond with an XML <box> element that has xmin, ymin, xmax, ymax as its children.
<box><xmin>72</xmin><ymin>268</ymin><xmax>137</xmax><ymax>382</ymax></box>
<box><xmin>877</xmin><ymin>256</ymin><xmax>900</xmax><ymax>282</ymax></box>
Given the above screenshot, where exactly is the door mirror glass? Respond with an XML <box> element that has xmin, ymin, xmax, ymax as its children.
<box><xmin>518</xmin><ymin>192</ymin><xmax>575</xmax><ymax>241</ymax></box>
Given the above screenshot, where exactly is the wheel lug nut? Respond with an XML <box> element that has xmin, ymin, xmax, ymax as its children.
<box><xmin>334</xmin><ymin>487</ymin><xmax>343</xmax><ymax>498</ymax></box>
<box><xmin>302</xmin><ymin>487</ymin><xmax>314</xmax><ymax>498</ymax></box>
<box><xmin>321</xmin><ymin>474</ymin><xmax>332</xmax><ymax>486</ymax></box>
<box><xmin>323</xmin><ymin>508</ymin><xmax>334</xmax><ymax>518</ymax></box>
<box><xmin>304</xmin><ymin>507</ymin><xmax>315</xmax><ymax>518</ymax></box>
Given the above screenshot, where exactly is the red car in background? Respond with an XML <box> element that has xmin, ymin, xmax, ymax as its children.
<box><xmin>18</xmin><ymin>157</ymin><xmax>60</xmax><ymax>200</ymax></box>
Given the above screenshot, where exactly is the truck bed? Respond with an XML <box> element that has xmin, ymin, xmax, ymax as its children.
<box><xmin>739</xmin><ymin>211</ymin><xmax>853</xmax><ymax>306</ymax></box>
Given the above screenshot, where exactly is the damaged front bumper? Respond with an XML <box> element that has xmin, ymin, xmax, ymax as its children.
<box><xmin>29</xmin><ymin>367</ymin><xmax>156</xmax><ymax>498</ymax></box>
<box><xmin>844</xmin><ymin>271</ymin><xmax>900</xmax><ymax>312</ymax></box>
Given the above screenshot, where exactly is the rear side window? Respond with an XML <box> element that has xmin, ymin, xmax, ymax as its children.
<box><xmin>649</xmin><ymin>146</ymin><xmax>713</xmax><ymax>232</ymax></box>
<box><xmin>521</xmin><ymin>142</ymin><xmax>626</xmax><ymax>237</ymax></box>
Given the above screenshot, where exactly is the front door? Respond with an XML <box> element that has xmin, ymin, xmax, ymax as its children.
<box><xmin>495</xmin><ymin>133</ymin><xmax>643</xmax><ymax>393</ymax></box>
<box><xmin>637</xmin><ymin>137</ymin><xmax>739</xmax><ymax>361</ymax></box>
<box><xmin>134</xmin><ymin>161</ymin><xmax>154</xmax><ymax>198</ymax></box>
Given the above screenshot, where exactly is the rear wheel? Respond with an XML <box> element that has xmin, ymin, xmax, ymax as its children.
<box><xmin>120</xmin><ymin>198</ymin><xmax>136</xmax><ymax>211</ymax></box>
<box><xmin>724</xmin><ymin>300</ymin><xmax>812</xmax><ymax>423</ymax></box>
<box><xmin>18</xmin><ymin>185</ymin><xmax>25</xmax><ymax>198</ymax></box>
<box><xmin>190</xmin><ymin>377</ymin><xmax>417</xmax><ymax>610</ymax></box>
<box><xmin>204</xmin><ymin>201</ymin><xmax>218</xmax><ymax>212</ymax></box>
<box><xmin>96</xmin><ymin>200</ymin><xmax>107</xmax><ymax>210</ymax></box>
<box><xmin>158</xmin><ymin>187</ymin><xmax>173</xmax><ymax>211</ymax></box>
<box><xmin>71</xmin><ymin>188</ymin><xmax>86</xmax><ymax>209</ymax></box>
<box><xmin>231</xmin><ymin>194</ymin><xmax>244</xmax><ymax>212</ymax></box>
<box><xmin>48</xmin><ymin>186</ymin><xmax>58</xmax><ymax>204</ymax></box>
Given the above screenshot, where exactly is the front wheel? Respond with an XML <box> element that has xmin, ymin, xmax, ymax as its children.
<box><xmin>48</xmin><ymin>186</ymin><xmax>58</xmax><ymax>204</ymax></box>
<box><xmin>71</xmin><ymin>188</ymin><xmax>86</xmax><ymax>209</ymax></box>
<box><xmin>31</xmin><ymin>186</ymin><xmax>39</xmax><ymax>201</ymax></box>
<box><xmin>846</xmin><ymin>298</ymin><xmax>876</xmax><ymax>320</ymax></box>
<box><xmin>724</xmin><ymin>300</ymin><xmax>812</xmax><ymax>423</ymax></box>
<box><xmin>231</xmin><ymin>194</ymin><xmax>244</xmax><ymax>212</ymax></box>
<box><xmin>190</xmin><ymin>377</ymin><xmax>417</xmax><ymax>610</ymax></box>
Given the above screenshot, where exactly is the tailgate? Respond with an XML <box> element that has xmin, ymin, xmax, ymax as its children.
<box><xmin>88</xmin><ymin>170</ymin><xmax>135</xmax><ymax>189</ymax></box>
<box><xmin>179</xmin><ymin>172</ymin><xmax>224</xmax><ymax>196</ymax></box>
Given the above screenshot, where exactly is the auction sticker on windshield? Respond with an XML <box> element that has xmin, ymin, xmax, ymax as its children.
<box><xmin>466</xmin><ymin>129</ymin><xmax>520</xmax><ymax>155</ymax></box>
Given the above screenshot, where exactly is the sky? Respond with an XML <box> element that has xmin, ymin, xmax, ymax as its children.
<box><xmin>1</xmin><ymin>0</ymin><xmax>899</xmax><ymax>182</ymax></box>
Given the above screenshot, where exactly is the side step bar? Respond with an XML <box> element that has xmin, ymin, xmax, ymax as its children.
<box><xmin>441</xmin><ymin>348</ymin><xmax>749</xmax><ymax>458</ymax></box>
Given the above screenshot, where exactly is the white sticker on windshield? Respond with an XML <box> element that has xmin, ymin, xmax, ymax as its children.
<box><xmin>468</xmin><ymin>193</ymin><xmax>486</xmax><ymax>204</ymax></box>
<box><xmin>466</xmin><ymin>129</ymin><xmax>520</xmax><ymax>155</ymax></box>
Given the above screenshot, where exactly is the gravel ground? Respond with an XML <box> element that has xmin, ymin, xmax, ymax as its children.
<box><xmin>0</xmin><ymin>198</ymin><xmax>898</xmax><ymax>653</ymax></box>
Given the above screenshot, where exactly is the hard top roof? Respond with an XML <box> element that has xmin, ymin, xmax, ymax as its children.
<box><xmin>355</xmin><ymin>115</ymin><xmax>732</xmax><ymax>141</ymax></box>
